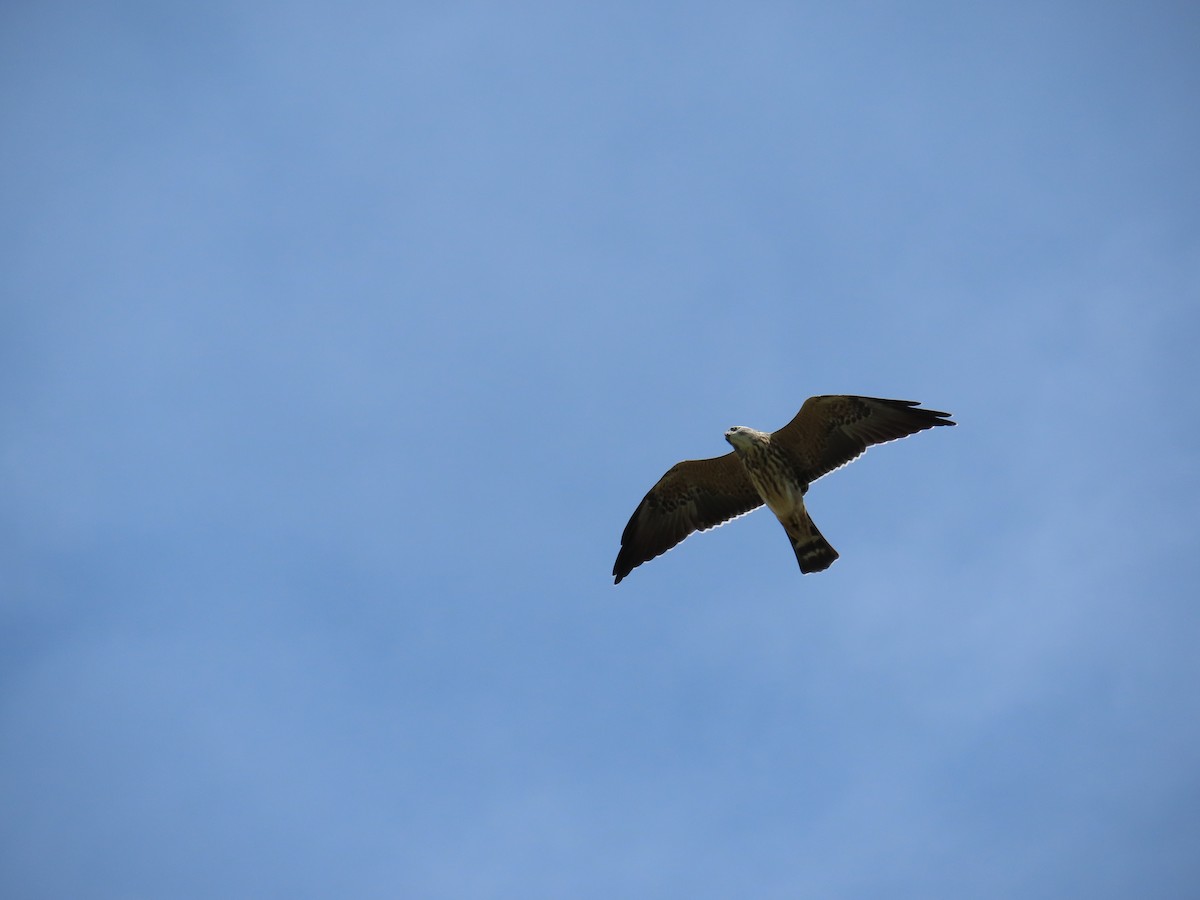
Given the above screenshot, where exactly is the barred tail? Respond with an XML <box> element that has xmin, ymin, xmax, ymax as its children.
<box><xmin>786</xmin><ymin>509</ymin><xmax>839</xmax><ymax>574</ymax></box>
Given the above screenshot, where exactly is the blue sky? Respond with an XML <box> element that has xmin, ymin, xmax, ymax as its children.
<box><xmin>2</xmin><ymin>1</ymin><xmax>1198</xmax><ymax>897</ymax></box>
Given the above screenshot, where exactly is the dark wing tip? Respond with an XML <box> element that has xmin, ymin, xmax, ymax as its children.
<box><xmin>612</xmin><ymin>550</ymin><xmax>629</xmax><ymax>584</ymax></box>
<box><xmin>872</xmin><ymin>397</ymin><xmax>955</xmax><ymax>427</ymax></box>
<box><xmin>612</xmin><ymin>499</ymin><xmax>650</xmax><ymax>584</ymax></box>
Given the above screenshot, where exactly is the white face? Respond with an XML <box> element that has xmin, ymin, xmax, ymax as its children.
<box><xmin>724</xmin><ymin>426</ymin><xmax>760</xmax><ymax>450</ymax></box>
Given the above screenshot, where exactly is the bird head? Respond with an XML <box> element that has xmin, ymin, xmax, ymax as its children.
<box><xmin>724</xmin><ymin>426</ymin><xmax>765</xmax><ymax>451</ymax></box>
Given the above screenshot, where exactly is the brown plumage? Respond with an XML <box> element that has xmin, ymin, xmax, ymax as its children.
<box><xmin>612</xmin><ymin>395</ymin><xmax>954</xmax><ymax>584</ymax></box>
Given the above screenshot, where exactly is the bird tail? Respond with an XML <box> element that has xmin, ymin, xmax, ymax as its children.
<box><xmin>786</xmin><ymin>508</ymin><xmax>839</xmax><ymax>574</ymax></box>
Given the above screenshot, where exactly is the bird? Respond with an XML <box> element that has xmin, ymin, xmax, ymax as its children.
<box><xmin>612</xmin><ymin>395</ymin><xmax>954</xmax><ymax>584</ymax></box>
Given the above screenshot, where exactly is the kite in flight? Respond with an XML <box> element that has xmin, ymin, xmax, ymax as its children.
<box><xmin>613</xmin><ymin>395</ymin><xmax>954</xmax><ymax>583</ymax></box>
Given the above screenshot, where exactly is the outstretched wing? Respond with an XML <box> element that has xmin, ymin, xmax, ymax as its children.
<box><xmin>772</xmin><ymin>395</ymin><xmax>955</xmax><ymax>484</ymax></box>
<box><xmin>613</xmin><ymin>452</ymin><xmax>762</xmax><ymax>584</ymax></box>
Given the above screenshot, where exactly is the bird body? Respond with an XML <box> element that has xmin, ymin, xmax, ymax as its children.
<box><xmin>724</xmin><ymin>426</ymin><xmax>839</xmax><ymax>574</ymax></box>
<box><xmin>612</xmin><ymin>395</ymin><xmax>954</xmax><ymax>583</ymax></box>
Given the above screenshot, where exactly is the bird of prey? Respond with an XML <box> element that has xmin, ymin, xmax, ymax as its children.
<box><xmin>612</xmin><ymin>395</ymin><xmax>954</xmax><ymax>583</ymax></box>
